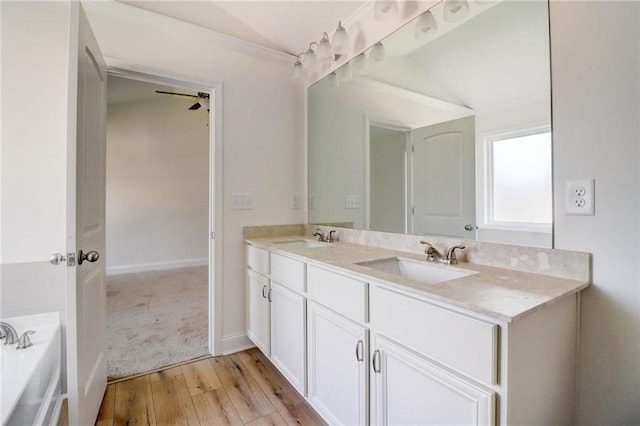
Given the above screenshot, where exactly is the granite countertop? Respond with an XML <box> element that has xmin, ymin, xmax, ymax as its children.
<box><xmin>245</xmin><ymin>236</ymin><xmax>590</xmax><ymax>323</ymax></box>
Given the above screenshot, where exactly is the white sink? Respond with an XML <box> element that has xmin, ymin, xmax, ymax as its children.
<box><xmin>273</xmin><ymin>239</ymin><xmax>329</xmax><ymax>249</ymax></box>
<box><xmin>355</xmin><ymin>257</ymin><xmax>476</xmax><ymax>285</ymax></box>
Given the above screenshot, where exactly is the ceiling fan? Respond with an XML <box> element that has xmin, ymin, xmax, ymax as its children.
<box><xmin>155</xmin><ymin>90</ymin><xmax>210</xmax><ymax>110</ymax></box>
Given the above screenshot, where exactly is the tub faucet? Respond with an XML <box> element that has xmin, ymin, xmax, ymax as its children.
<box><xmin>0</xmin><ymin>322</ymin><xmax>19</xmax><ymax>345</ymax></box>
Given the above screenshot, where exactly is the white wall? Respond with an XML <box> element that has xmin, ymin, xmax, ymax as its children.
<box><xmin>106</xmin><ymin>96</ymin><xmax>209</xmax><ymax>274</ymax></box>
<box><xmin>84</xmin><ymin>2</ymin><xmax>305</xmax><ymax>352</ymax></box>
<box><xmin>1</xmin><ymin>1</ymin><xmax>71</xmax><ymax>265</ymax></box>
<box><xmin>0</xmin><ymin>1</ymin><xmax>71</xmax><ymax>321</ymax></box>
<box><xmin>550</xmin><ymin>2</ymin><xmax>640</xmax><ymax>423</ymax></box>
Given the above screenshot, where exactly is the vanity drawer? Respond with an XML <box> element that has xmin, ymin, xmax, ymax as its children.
<box><xmin>370</xmin><ymin>285</ymin><xmax>498</xmax><ymax>385</ymax></box>
<box><xmin>247</xmin><ymin>244</ymin><xmax>269</xmax><ymax>275</ymax></box>
<box><xmin>307</xmin><ymin>265</ymin><xmax>368</xmax><ymax>323</ymax></box>
<box><xmin>271</xmin><ymin>253</ymin><xmax>305</xmax><ymax>293</ymax></box>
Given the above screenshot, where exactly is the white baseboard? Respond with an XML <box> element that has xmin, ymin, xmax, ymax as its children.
<box><xmin>222</xmin><ymin>332</ymin><xmax>255</xmax><ymax>355</ymax></box>
<box><xmin>106</xmin><ymin>258</ymin><xmax>208</xmax><ymax>276</ymax></box>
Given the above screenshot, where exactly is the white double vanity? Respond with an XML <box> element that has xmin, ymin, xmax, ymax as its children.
<box><xmin>244</xmin><ymin>225</ymin><xmax>590</xmax><ymax>425</ymax></box>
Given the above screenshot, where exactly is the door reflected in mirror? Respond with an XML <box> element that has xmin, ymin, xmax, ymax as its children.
<box><xmin>308</xmin><ymin>0</ymin><xmax>552</xmax><ymax>248</ymax></box>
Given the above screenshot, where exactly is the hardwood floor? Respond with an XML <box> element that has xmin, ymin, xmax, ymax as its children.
<box><xmin>95</xmin><ymin>348</ymin><xmax>326</xmax><ymax>426</ymax></box>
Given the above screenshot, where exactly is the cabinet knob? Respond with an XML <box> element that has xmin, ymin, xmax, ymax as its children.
<box><xmin>262</xmin><ymin>285</ymin><xmax>267</xmax><ymax>298</ymax></box>
<box><xmin>267</xmin><ymin>288</ymin><xmax>273</xmax><ymax>302</ymax></box>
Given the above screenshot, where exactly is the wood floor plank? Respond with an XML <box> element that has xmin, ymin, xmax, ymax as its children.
<box><xmin>210</xmin><ymin>354</ymin><xmax>276</xmax><ymax>423</ymax></box>
<box><xmin>114</xmin><ymin>376</ymin><xmax>157</xmax><ymax>426</ymax></box>
<box><xmin>192</xmin><ymin>387</ymin><xmax>243</xmax><ymax>426</ymax></box>
<box><xmin>148</xmin><ymin>365</ymin><xmax>183</xmax><ymax>382</ymax></box>
<box><xmin>56</xmin><ymin>398</ymin><xmax>68</xmax><ymax>426</ymax></box>
<box><xmin>245</xmin><ymin>411</ymin><xmax>289</xmax><ymax>426</ymax></box>
<box><xmin>279</xmin><ymin>402</ymin><xmax>327</xmax><ymax>426</ymax></box>
<box><xmin>150</xmin><ymin>374</ymin><xmax>200</xmax><ymax>425</ymax></box>
<box><xmin>236</xmin><ymin>348</ymin><xmax>303</xmax><ymax>412</ymax></box>
<box><xmin>96</xmin><ymin>383</ymin><xmax>116</xmax><ymax>426</ymax></box>
<box><xmin>182</xmin><ymin>358</ymin><xmax>222</xmax><ymax>396</ymax></box>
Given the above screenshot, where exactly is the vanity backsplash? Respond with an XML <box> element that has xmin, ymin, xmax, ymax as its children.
<box><xmin>243</xmin><ymin>224</ymin><xmax>591</xmax><ymax>283</ymax></box>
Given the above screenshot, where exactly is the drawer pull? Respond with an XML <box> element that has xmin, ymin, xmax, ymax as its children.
<box><xmin>267</xmin><ymin>288</ymin><xmax>273</xmax><ymax>302</ymax></box>
<box><xmin>372</xmin><ymin>349</ymin><xmax>381</xmax><ymax>373</ymax></box>
<box><xmin>261</xmin><ymin>285</ymin><xmax>267</xmax><ymax>298</ymax></box>
<box><xmin>355</xmin><ymin>340</ymin><xmax>364</xmax><ymax>362</ymax></box>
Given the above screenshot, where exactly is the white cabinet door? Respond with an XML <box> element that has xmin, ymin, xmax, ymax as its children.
<box><xmin>307</xmin><ymin>302</ymin><xmax>368</xmax><ymax>426</ymax></box>
<box><xmin>247</xmin><ymin>270</ymin><xmax>270</xmax><ymax>356</ymax></box>
<box><xmin>371</xmin><ymin>336</ymin><xmax>495</xmax><ymax>426</ymax></box>
<box><xmin>270</xmin><ymin>282</ymin><xmax>306</xmax><ymax>395</ymax></box>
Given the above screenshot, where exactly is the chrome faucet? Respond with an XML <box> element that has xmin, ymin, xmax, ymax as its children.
<box><xmin>313</xmin><ymin>228</ymin><xmax>336</xmax><ymax>243</ymax></box>
<box><xmin>420</xmin><ymin>241</ymin><xmax>466</xmax><ymax>265</ymax></box>
<box><xmin>420</xmin><ymin>241</ymin><xmax>444</xmax><ymax>263</ymax></box>
<box><xmin>312</xmin><ymin>228</ymin><xmax>326</xmax><ymax>241</ymax></box>
<box><xmin>0</xmin><ymin>322</ymin><xmax>19</xmax><ymax>345</ymax></box>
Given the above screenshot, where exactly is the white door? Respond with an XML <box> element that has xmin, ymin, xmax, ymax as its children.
<box><xmin>269</xmin><ymin>282</ymin><xmax>306</xmax><ymax>395</ymax></box>
<box><xmin>247</xmin><ymin>269</ymin><xmax>270</xmax><ymax>356</ymax></box>
<box><xmin>371</xmin><ymin>336</ymin><xmax>494</xmax><ymax>426</ymax></box>
<box><xmin>412</xmin><ymin>116</ymin><xmax>475</xmax><ymax>238</ymax></box>
<box><xmin>67</xmin><ymin>5</ymin><xmax>108</xmax><ymax>425</ymax></box>
<box><xmin>307</xmin><ymin>302</ymin><xmax>368</xmax><ymax>425</ymax></box>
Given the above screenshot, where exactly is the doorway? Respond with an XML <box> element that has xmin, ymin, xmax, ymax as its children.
<box><xmin>366</xmin><ymin>121</ymin><xmax>411</xmax><ymax>234</ymax></box>
<box><xmin>104</xmin><ymin>69</ymin><xmax>222</xmax><ymax>379</ymax></box>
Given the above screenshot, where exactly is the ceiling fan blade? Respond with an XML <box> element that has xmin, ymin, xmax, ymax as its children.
<box><xmin>155</xmin><ymin>90</ymin><xmax>197</xmax><ymax>98</ymax></box>
<box><xmin>189</xmin><ymin>102</ymin><xmax>202</xmax><ymax>110</ymax></box>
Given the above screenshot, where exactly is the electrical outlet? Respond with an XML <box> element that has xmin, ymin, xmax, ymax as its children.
<box><xmin>566</xmin><ymin>180</ymin><xmax>595</xmax><ymax>215</ymax></box>
<box><xmin>231</xmin><ymin>193</ymin><xmax>254</xmax><ymax>210</ymax></box>
<box><xmin>292</xmin><ymin>195</ymin><xmax>300</xmax><ymax>209</ymax></box>
<box><xmin>308</xmin><ymin>195</ymin><xmax>316</xmax><ymax>209</ymax></box>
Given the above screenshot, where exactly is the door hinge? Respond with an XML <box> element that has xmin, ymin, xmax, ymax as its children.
<box><xmin>412</xmin><ymin>206</ymin><xmax>415</xmax><ymax>215</ymax></box>
<box><xmin>67</xmin><ymin>252</ymin><xmax>76</xmax><ymax>267</ymax></box>
<box><xmin>412</xmin><ymin>145</ymin><xmax>415</xmax><ymax>153</ymax></box>
<box><xmin>211</xmin><ymin>231</ymin><xmax>215</xmax><ymax>240</ymax></box>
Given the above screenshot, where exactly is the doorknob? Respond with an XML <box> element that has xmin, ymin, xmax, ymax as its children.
<box><xmin>78</xmin><ymin>250</ymin><xmax>100</xmax><ymax>265</ymax></box>
<box><xmin>464</xmin><ymin>224</ymin><xmax>477</xmax><ymax>231</ymax></box>
<box><xmin>49</xmin><ymin>253</ymin><xmax>66</xmax><ymax>265</ymax></box>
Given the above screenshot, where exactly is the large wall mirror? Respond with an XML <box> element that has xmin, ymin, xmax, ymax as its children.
<box><xmin>308</xmin><ymin>0</ymin><xmax>552</xmax><ymax>248</ymax></box>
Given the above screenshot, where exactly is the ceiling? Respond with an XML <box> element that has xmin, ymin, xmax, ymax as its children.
<box><xmin>116</xmin><ymin>0</ymin><xmax>368</xmax><ymax>56</ymax></box>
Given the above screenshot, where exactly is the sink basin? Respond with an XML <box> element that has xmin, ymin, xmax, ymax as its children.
<box><xmin>273</xmin><ymin>239</ymin><xmax>328</xmax><ymax>249</ymax></box>
<box><xmin>355</xmin><ymin>257</ymin><xmax>476</xmax><ymax>285</ymax></box>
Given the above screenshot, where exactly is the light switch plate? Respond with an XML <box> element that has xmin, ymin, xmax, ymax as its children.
<box><xmin>292</xmin><ymin>195</ymin><xmax>300</xmax><ymax>209</ymax></box>
<box><xmin>231</xmin><ymin>193</ymin><xmax>254</xmax><ymax>210</ymax></box>
<box><xmin>346</xmin><ymin>195</ymin><xmax>360</xmax><ymax>209</ymax></box>
<box><xmin>566</xmin><ymin>179</ymin><xmax>595</xmax><ymax>215</ymax></box>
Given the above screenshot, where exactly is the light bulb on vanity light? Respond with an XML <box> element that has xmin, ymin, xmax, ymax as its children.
<box><xmin>292</xmin><ymin>54</ymin><xmax>304</xmax><ymax>80</ymax></box>
<box><xmin>443</xmin><ymin>0</ymin><xmax>469</xmax><ymax>23</ymax></box>
<box><xmin>415</xmin><ymin>10</ymin><xmax>437</xmax><ymax>40</ymax></box>
<box><xmin>317</xmin><ymin>33</ymin><xmax>334</xmax><ymax>65</ymax></box>
<box><xmin>303</xmin><ymin>42</ymin><xmax>319</xmax><ymax>71</ymax></box>
<box><xmin>370</xmin><ymin>42</ymin><xmax>386</xmax><ymax>63</ymax></box>
<box><xmin>331</xmin><ymin>21</ymin><xmax>351</xmax><ymax>55</ymax></box>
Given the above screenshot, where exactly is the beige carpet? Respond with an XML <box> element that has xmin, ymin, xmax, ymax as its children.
<box><xmin>106</xmin><ymin>265</ymin><xmax>208</xmax><ymax>380</ymax></box>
